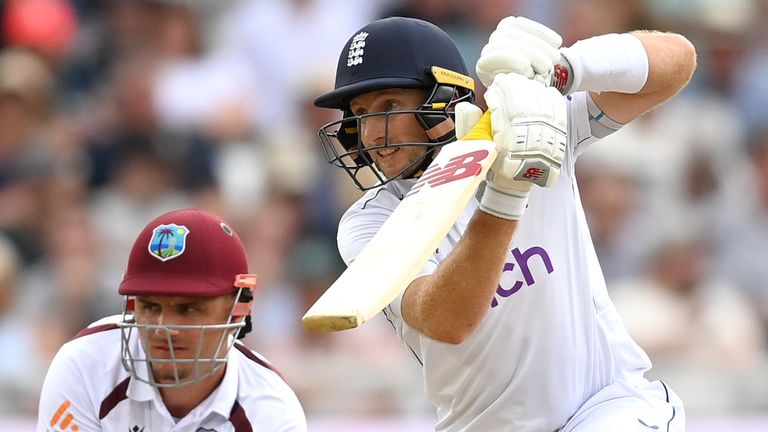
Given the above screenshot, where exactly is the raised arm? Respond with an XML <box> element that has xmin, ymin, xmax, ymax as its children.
<box><xmin>588</xmin><ymin>31</ymin><xmax>697</xmax><ymax>124</ymax></box>
<box><xmin>474</xmin><ymin>17</ymin><xmax>697</xmax><ymax>126</ymax></box>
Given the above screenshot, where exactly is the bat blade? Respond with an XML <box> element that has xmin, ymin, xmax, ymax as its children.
<box><xmin>302</xmin><ymin>137</ymin><xmax>498</xmax><ymax>332</ymax></box>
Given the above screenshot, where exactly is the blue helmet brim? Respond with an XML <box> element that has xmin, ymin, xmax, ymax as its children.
<box><xmin>314</xmin><ymin>76</ymin><xmax>427</xmax><ymax>109</ymax></box>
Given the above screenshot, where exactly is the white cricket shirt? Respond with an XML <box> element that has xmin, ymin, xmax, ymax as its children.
<box><xmin>337</xmin><ymin>92</ymin><xmax>653</xmax><ymax>431</ymax></box>
<box><xmin>38</xmin><ymin>315</ymin><xmax>307</xmax><ymax>432</ymax></box>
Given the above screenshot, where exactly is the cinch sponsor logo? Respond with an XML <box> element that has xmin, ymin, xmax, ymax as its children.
<box><xmin>48</xmin><ymin>400</ymin><xmax>80</xmax><ymax>431</ymax></box>
<box><xmin>491</xmin><ymin>246</ymin><xmax>554</xmax><ymax>307</ymax></box>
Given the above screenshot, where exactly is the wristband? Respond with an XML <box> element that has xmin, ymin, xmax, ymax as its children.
<box><xmin>556</xmin><ymin>33</ymin><xmax>649</xmax><ymax>95</ymax></box>
<box><xmin>479</xmin><ymin>184</ymin><xmax>529</xmax><ymax>220</ymax></box>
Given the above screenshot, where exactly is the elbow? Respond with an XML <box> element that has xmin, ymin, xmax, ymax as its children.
<box><xmin>401</xmin><ymin>281</ymin><xmax>487</xmax><ymax>344</ymax></box>
<box><xmin>669</xmin><ymin>33</ymin><xmax>698</xmax><ymax>90</ymax></box>
<box><xmin>437</xmin><ymin>331</ymin><xmax>469</xmax><ymax>345</ymax></box>
<box><xmin>428</xmin><ymin>323</ymin><xmax>478</xmax><ymax>345</ymax></box>
<box><xmin>644</xmin><ymin>33</ymin><xmax>697</xmax><ymax>101</ymax></box>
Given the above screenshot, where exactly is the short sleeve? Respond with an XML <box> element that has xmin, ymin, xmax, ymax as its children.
<box><xmin>566</xmin><ymin>91</ymin><xmax>626</xmax><ymax>167</ymax></box>
<box><xmin>37</xmin><ymin>342</ymin><xmax>102</xmax><ymax>432</ymax></box>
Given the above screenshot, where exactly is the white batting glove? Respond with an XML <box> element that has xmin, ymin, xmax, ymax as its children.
<box><xmin>476</xmin><ymin>16</ymin><xmax>562</xmax><ymax>87</ymax></box>
<box><xmin>454</xmin><ymin>101</ymin><xmax>484</xmax><ymax>140</ymax></box>
<box><xmin>480</xmin><ymin>73</ymin><xmax>567</xmax><ymax>220</ymax></box>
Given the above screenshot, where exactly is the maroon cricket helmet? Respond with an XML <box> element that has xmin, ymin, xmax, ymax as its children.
<box><xmin>119</xmin><ymin>208</ymin><xmax>252</xmax><ymax>297</ymax></box>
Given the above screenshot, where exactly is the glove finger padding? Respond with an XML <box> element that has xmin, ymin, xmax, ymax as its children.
<box><xmin>496</xmin><ymin>17</ymin><xmax>562</xmax><ymax>50</ymax></box>
<box><xmin>454</xmin><ymin>102</ymin><xmax>485</xmax><ymax>140</ymax></box>
<box><xmin>484</xmin><ymin>73</ymin><xmax>567</xmax><ymax>191</ymax></box>
<box><xmin>487</xmin><ymin>28</ymin><xmax>560</xmax><ymax>72</ymax></box>
<box><xmin>476</xmin><ymin>16</ymin><xmax>563</xmax><ymax>87</ymax></box>
<box><xmin>476</xmin><ymin>47</ymin><xmax>534</xmax><ymax>85</ymax></box>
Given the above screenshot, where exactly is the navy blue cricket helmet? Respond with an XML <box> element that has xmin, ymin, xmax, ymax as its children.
<box><xmin>314</xmin><ymin>17</ymin><xmax>475</xmax><ymax>191</ymax></box>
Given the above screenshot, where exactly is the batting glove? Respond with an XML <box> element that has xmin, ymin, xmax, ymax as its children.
<box><xmin>476</xmin><ymin>16</ymin><xmax>562</xmax><ymax>87</ymax></box>
<box><xmin>454</xmin><ymin>101</ymin><xmax>485</xmax><ymax>140</ymax></box>
<box><xmin>480</xmin><ymin>73</ymin><xmax>567</xmax><ymax>220</ymax></box>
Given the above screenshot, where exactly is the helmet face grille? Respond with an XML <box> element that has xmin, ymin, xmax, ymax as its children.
<box><xmin>317</xmin><ymin>82</ymin><xmax>473</xmax><ymax>191</ymax></box>
<box><xmin>319</xmin><ymin>110</ymin><xmax>438</xmax><ymax>191</ymax></box>
<box><xmin>118</xmin><ymin>291</ymin><xmax>247</xmax><ymax>388</ymax></box>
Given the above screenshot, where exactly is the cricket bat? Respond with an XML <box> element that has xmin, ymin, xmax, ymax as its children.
<box><xmin>302</xmin><ymin>112</ymin><xmax>497</xmax><ymax>332</ymax></box>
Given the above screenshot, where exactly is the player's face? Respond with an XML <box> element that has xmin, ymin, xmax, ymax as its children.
<box><xmin>349</xmin><ymin>88</ymin><xmax>430</xmax><ymax>178</ymax></box>
<box><xmin>134</xmin><ymin>294</ymin><xmax>238</xmax><ymax>385</ymax></box>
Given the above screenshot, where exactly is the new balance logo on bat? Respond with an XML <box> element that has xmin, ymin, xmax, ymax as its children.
<box><xmin>406</xmin><ymin>149</ymin><xmax>490</xmax><ymax>197</ymax></box>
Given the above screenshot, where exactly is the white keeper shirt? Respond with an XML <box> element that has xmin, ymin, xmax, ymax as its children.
<box><xmin>37</xmin><ymin>315</ymin><xmax>307</xmax><ymax>432</ymax></box>
<box><xmin>337</xmin><ymin>91</ymin><xmax>654</xmax><ymax>432</ymax></box>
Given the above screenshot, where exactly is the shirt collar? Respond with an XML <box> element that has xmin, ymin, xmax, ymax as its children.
<box><xmin>203</xmin><ymin>345</ymin><xmax>240</xmax><ymax>418</ymax></box>
<box><xmin>390</xmin><ymin>178</ymin><xmax>418</xmax><ymax>198</ymax></box>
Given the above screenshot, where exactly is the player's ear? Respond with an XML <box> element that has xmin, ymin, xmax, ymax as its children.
<box><xmin>237</xmin><ymin>316</ymin><xmax>252</xmax><ymax>339</ymax></box>
<box><xmin>234</xmin><ymin>288</ymin><xmax>253</xmax><ymax>339</ymax></box>
<box><xmin>416</xmin><ymin>85</ymin><xmax>457</xmax><ymax>143</ymax></box>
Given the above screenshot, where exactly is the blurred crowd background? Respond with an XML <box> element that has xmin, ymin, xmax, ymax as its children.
<box><xmin>1</xmin><ymin>0</ymin><xmax>768</xmax><ymax>429</ymax></box>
